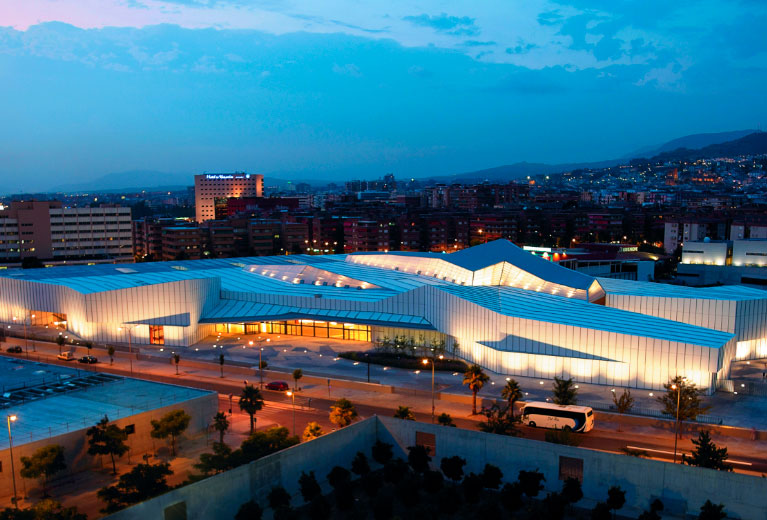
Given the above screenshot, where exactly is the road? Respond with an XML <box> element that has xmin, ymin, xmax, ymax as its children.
<box><xmin>5</xmin><ymin>344</ymin><xmax>767</xmax><ymax>476</ymax></box>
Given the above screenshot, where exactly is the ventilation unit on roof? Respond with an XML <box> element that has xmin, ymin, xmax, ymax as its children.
<box><xmin>170</xmin><ymin>265</ymin><xmax>188</xmax><ymax>271</ymax></box>
<box><xmin>315</xmin><ymin>294</ymin><xmax>322</xmax><ymax>298</ymax></box>
<box><xmin>231</xmin><ymin>262</ymin><xmax>245</xmax><ymax>267</ymax></box>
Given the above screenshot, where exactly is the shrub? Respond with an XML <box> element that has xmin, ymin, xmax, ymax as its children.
<box><xmin>326</xmin><ymin>466</ymin><xmax>351</xmax><ymax>490</ymax></box>
<box><xmin>308</xmin><ymin>496</ymin><xmax>332</xmax><ymax>520</ymax></box>
<box><xmin>371</xmin><ymin>440</ymin><xmax>393</xmax><ymax>465</ymax></box>
<box><xmin>351</xmin><ymin>451</ymin><xmax>370</xmax><ymax>476</ymax></box>
<box><xmin>440</xmin><ymin>455</ymin><xmax>466</xmax><ymax>482</ymax></box>
<box><xmin>372</xmin><ymin>493</ymin><xmax>393</xmax><ymax>520</ymax></box>
<box><xmin>298</xmin><ymin>471</ymin><xmax>321</xmax><ymax>503</ymax></box>
<box><xmin>500</xmin><ymin>482</ymin><xmax>523</xmax><ymax>512</ymax></box>
<box><xmin>518</xmin><ymin>470</ymin><xmax>545</xmax><ymax>498</ymax></box>
<box><xmin>423</xmin><ymin>470</ymin><xmax>444</xmax><ymax>494</ymax></box>
<box><xmin>234</xmin><ymin>500</ymin><xmax>262</xmax><ymax>520</ymax></box>
<box><xmin>543</xmin><ymin>492</ymin><xmax>567</xmax><ymax>520</ymax></box>
<box><xmin>407</xmin><ymin>445</ymin><xmax>432</xmax><ymax>473</ymax></box>
<box><xmin>361</xmin><ymin>473</ymin><xmax>383</xmax><ymax>498</ymax></box>
<box><xmin>437</xmin><ymin>413</ymin><xmax>456</xmax><ymax>427</ymax></box>
<box><xmin>383</xmin><ymin>458</ymin><xmax>410</xmax><ymax>483</ymax></box>
<box><xmin>561</xmin><ymin>477</ymin><xmax>583</xmax><ymax>505</ymax></box>
<box><xmin>545</xmin><ymin>428</ymin><xmax>581</xmax><ymax>446</ymax></box>
<box><xmin>462</xmin><ymin>473</ymin><xmax>483</xmax><ymax>504</ymax></box>
<box><xmin>267</xmin><ymin>486</ymin><xmax>291</xmax><ymax>509</ymax></box>
<box><xmin>396</xmin><ymin>476</ymin><xmax>420</xmax><ymax>507</ymax></box>
<box><xmin>273</xmin><ymin>506</ymin><xmax>298</xmax><ymax>520</ymax></box>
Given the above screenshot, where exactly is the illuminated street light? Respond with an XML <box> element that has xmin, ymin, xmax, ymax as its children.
<box><xmin>7</xmin><ymin>415</ymin><xmax>18</xmax><ymax>508</ymax></box>
<box><xmin>286</xmin><ymin>391</ymin><xmax>296</xmax><ymax>436</ymax></box>
<box><xmin>422</xmin><ymin>355</ymin><xmax>444</xmax><ymax>423</ymax></box>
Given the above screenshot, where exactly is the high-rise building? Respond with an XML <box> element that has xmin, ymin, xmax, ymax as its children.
<box><xmin>194</xmin><ymin>173</ymin><xmax>263</xmax><ymax>223</ymax></box>
<box><xmin>0</xmin><ymin>200</ymin><xmax>132</xmax><ymax>266</ymax></box>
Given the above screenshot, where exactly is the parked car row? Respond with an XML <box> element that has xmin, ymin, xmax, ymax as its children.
<box><xmin>55</xmin><ymin>351</ymin><xmax>98</xmax><ymax>364</ymax></box>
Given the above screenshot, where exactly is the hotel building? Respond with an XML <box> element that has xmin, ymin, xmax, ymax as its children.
<box><xmin>194</xmin><ymin>173</ymin><xmax>264</xmax><ymax>223</ymax></box>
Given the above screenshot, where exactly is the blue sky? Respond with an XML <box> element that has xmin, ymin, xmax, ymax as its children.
<box><xmin>0</xmin><ymin>0</ymin><xmax>765</xmax><ymax>192</ymax></box>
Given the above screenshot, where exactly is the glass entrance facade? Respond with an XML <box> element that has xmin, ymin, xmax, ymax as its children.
<box><xmin>215</xmin><ymin>320</ymin><xmax>371</xmax><ymax>341</ymax></box>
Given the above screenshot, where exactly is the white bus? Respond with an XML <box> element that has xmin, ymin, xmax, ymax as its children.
<box><xmin>520</xmin><ymin>402</ymin><xmax>594</xmax><ymax>433</ymax></box>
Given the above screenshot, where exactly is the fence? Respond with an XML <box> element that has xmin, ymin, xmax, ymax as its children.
<box><xmin>580</xmin><ymin>400</ymin><xmax>724</xmax><ymax>425</ymax></box>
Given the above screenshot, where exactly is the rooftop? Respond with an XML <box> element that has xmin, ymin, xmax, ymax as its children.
<box><xmin>0</xmin><ymin>357</ymin><xmax>213</xmax><ymax>449</ymax></box>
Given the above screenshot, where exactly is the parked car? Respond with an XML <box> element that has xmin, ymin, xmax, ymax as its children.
<box><xmin>6</xmin><ymin>346</ymin><xmax>22</xmax><ymax>353</ymax></box>
<box><xmin>78</xmin><ymin>355</ymin><xmax>98</xmax><ymax>364</ymax></box>
<box><xmin>265</xmin><ymin>381</ymin><xmax>289</xmax><ymax>391</ymax></box>
<box><xmin>57</xmin><ymin>351</ymin><xmax>75</xmax><ymax>361</ymax></box>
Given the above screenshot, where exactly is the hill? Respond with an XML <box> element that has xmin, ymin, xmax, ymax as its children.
<box><xmin>627</xmin><ymin>129</ymin><xmax>759</xmax><ymax>159</ymax></box>
<box><xmin>648</xmin><ymin>131</ymin><xmax>767</xmax><ymax>162</ymax></box>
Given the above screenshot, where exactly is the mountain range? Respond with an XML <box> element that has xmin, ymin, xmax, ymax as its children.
<box><xmin>50</xmin><ymin>129</ymin><xmax>764</xmax><ymax>192</ymax></box>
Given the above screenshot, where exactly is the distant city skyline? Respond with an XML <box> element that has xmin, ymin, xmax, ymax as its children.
<box><xmin>1</xmin><ymin>0</ymin><xmax>766</xmax><ymax>192</ymax></box>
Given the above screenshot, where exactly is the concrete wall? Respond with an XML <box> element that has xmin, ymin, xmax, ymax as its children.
<box><xmin>106</xmin><ymin>416</ymin><xmax>767</xmax><ymax>520</ymax></box>
<box><xmin>106</xmin><ymin>417</ymin><xmax>378</xmax><ymax>520</ymax></box>
<box><xmin>0</xmin><ymin>391</ymin><xmax>217</xmax><ymax>497</ymax></box>
<box><xmin>378</xmin><ymin>416</ymin><xmax>766</xmax><ymax>519</ymax></box>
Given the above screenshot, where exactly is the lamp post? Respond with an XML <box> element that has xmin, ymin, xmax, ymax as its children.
<box><xmin>365</xmin><ymin>353</ymin><xmax>370</xmax><ymax>383</ymax></box>
<box><xmin>251</xmin><ymin>337</ymin><xmax>270</xmax><ymax>389</ymax></box>
<box><xmin>286</xmin><ymin>391</ymin><xmax>296</xmax><ymax>436</ymax></box>
<box><xmin>422</xmin><ymin>355</ymin><xmax>443</xmax><ymax>423</ymax></box>
<box><xmin>7</xmin><ymin>414</ymin><xmax>18</xmax><ymax>508</ymax></box>
<box><xmin>672</xmin><ymin>377</ymin><xmax>687</xmax><ymax>464</ymax></box>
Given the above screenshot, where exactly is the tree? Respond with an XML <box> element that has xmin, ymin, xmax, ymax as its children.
<box><xmin>371</xmin><ymin>440</ymin><xmax>393</xmax><ymax>465</ymax></box>
<box><xmin>612</xmin><ymin>389</ymin><xmax>634</xmax><ymax>431</ymax></box>
<box><xmin>292</xmin><ymin>369</ymin><xmax>303</xmax><ymax>390</ymax></box>
<box><xmin>19</xmin><ymin>445</ymin><xmax>67</xmax><ymax>497</ymax></box>
<box><xmin>480</xmin><ymin>464</ymin><xmax>503</xmax><ymax>489</ymax></box>
<box><xmin>552</xmin><ymin>376</ymin><xmax>578</xmax><ymax>405</ymax></box>
<box><xmin>393</xmin><ymin>406</ymin><xmax>415</xmax><ymax>421</ymax></box>
<box><xmin>500</xmin><ymin>482</ymin><xmax>523</xmax><ymax>512</ymax></box>
<box><xmin>219</xmin><ymin>353</ymin><xmax>225</xmax><ymax>377</ymax></box>
<box><xmin>407</xmin><ymin>445</ymin><xmax>432</xmax><ymax>473</ymax></box>
<box><xmin>0</xmin><ymin>499</ymin><xmax>86</xmax><ymax>520</ymax></box>
<box><xmin>543</xmin><ymin>492</ymin><xmax>567</xmax><ymax>520</ymax></box>
<box><xmin>657</xmin><ymin>376</ymin><xmax>710</xmax><ymax>435</ymax></box>
<box><xmin>303</xmin><ymin>421</ymin><xmax>324</xmax><ymax>441</ymax></box>
<box><xmin>461</xmin><ymin>473</ymin><xmax>483</xmax><ymax>504</ymax></box>
<box><xmin>212</xmin><ymin>412</ymin><xmax>229</xmax><ymax>445</ymax></box>
<box><xmin>606</xmin><ymin>486</ymin><xmax>626</xmax><ymax>519</ymax></box>
<box><xmin>308</xmin><ymin>496</ymin><xmax>331</xmax><ymax>520</ymax></box>
<box><xmin>239</xmin><ymin>384</ymin><xmax>264</xmax><ymax>434</ymax></box>
<box><xmin>638</xmin><ymin>499</ymin><xmax>664</xmax><ymax>520</ymax></box>
<box><xmin>437</xmin><ymin>413</ymin><xmax>456</xmax><ymax>427</ymax></box>
<box><xmin>173</xmin><ymin>353</ymin><xmax>180</xmax><ymax>375</ymax></box>
<box><xmin>107</xmin><ymin>345</ymin><xmax>115</xmax><ymax>365</ymax></box>
<box><xmin>591</xmin><ymin>502</ymin><xmax>611</xmax><ymax>520</ymax></box>
<box><xmin>85</xmin><ymin>341</ymin><xmax>92</xmax><ymax>356</ymax></box>
<box><xmin>698</xmin><ymin>500</ymin><xmax>727</xmax><ymax>520</ymax></box>
<box><xmin>463</xmin><ymin>364</ymin><xmax>490</xmax><ymax>414</ymax></box>
<box><xmin>440</xmin><ymin>455</ymin><xmax>466</xmax><ymax>482</ymax></box>
<box><xmin>97</xmin><ymin>461</ymin><xmax>172</xmax><ymax>513</ymax></box>
<box><xmin>235</xmin><ymin>501</ymin><xmax>262</xmax><ymax>520</ymax></box>
<box><xmin>683</xmin><ymin>430</ymin><xmax>733</xmax><ymax>471</ymax></box>
<box><xmin>298</xmin><ymin>471</ymin><xmax>321</xmax><ymax>503</ymax></box>
<box><xmin>329</xmin><ymin>398</ymin><xmax>358</xmax><ymax>428</ymax></box>
<box><xmin>351</xmin><ymin>451</ymin><xmax>370</xmax><ymax>476</ymax></box>
<box><xmin>86</xmin><ymin>415</ymin><xmax>129</xmax><ymax>474</ymax></box>
<box><xmin>193</xmin><ymin>442</ymin><xmax>233</xmax><ymax>476</ymax></box>
<box><xmin>501</xmin><ymin>378</ymin><xmax>523</xmax><ymax>416</ymax></box>
<box><xmin>517</xmin><ymin>470</ymin><xmax>545</xmax><ymax>498</ymax></box>
<box><xmin>477</xmin><ymin>404</ymin><xmax>519</xmax><ymax>436</ymax></box>
<box><xmin>55</xmin><ymin>335</ymin><xmax>66</xmax><ymax>354</ymax></box>
<box><xmin>150</xmin><ymin>409</ymin><xmax>191</xmax><ymax>456</ymax></box>
<box><xmin>232</xmin><ymin>426</ymin><xmax>299</xmax><ymax>465</ymax></box>
<box><xmin>561</xmin><ymin>477</ymin><xmax>583</xmax><ymax>506</ymax></box>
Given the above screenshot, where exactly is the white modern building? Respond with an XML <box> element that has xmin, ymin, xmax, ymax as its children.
<box><xmin>194</xmin><ymin>173</ymin><xmax>263</xmax><ymax>223</ymax></box>
<box><xmin>2</xmin><ymin>240</ymin><xmax>766</xmax><ymax>393</ymax></box>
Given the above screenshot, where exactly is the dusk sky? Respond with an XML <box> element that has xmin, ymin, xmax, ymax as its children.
<box><xmin>1</xmin><ymin>0</ymin><xmax>766</xmax><ymax>192</ymax></box>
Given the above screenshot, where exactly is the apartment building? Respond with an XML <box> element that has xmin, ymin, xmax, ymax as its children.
<box><xmin>0</xmin><ymin>200</ymin><xmax>132</xmax><ymax>266</ymax></box>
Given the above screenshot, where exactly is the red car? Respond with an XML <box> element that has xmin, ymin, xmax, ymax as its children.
<box><xmin>265</xmin><ymin>381</ymin><xmax>289</xmax><ymax>391</ymax></box>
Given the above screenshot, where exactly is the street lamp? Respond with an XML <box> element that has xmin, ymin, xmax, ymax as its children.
<box><xmin>422</xmin><ymin>355</ymin><xmax>444</xmax><ymax>423</ymax></box>
<box><xmin>671</xmin><ymin>377</ymin><xmax>688</xmax><ymax>464</ymax></box>
<box><xmin>286</xmin><ymin>390</ymin><xmax>296</xmax><ymax>436</ymax></box>
<box><xmin>251</xmin><ymin>337</ymin><xmax>270</xmax><ymax>388</ymax></box>
<box><xmin>7</xmin><ymin>414</ymin><xmax>18</xmax><ymax>508</ymax></box>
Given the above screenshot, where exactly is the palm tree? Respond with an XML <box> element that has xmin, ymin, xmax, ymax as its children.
<box><xmin>393</xmin><ymin>406</ymin><xmax>415</xmax><ymax>420</ymax></box>
<box><xmin>329</xmin><ymin>398</ymin><xmax>358</xmax><ymax>428</ymax></box>
<box><xmin>303</xmin><ymin>422</ymin><xmax>324</xmax><ymax>441</ymax></box>
<box><xmin>239</xmin><ymin>384</ymin><xmax>264</xmax><ymax>434</ymax></box>
<box><xmin>292</xmin><ymin>369</ymin><xmax>303</xmax><ymax>391</ymax></box>
<box><xmin>107</xmin><ymin>345</ymin><xmax>115</xmax><ymax>365</ymax></box>
<box><xmin>463</xmin><ymin>364</ymin><xmax>490</xmax><ymax>415</ymax></box>
<box><xmin>213</xmin><ymin>412</ymin><xmax>229</xmax><ymax>444</ymax></box>
<box><xmin>501</xmin><ymin>379</ymin><xmax>523</xmax><ymax>417</ymax></box>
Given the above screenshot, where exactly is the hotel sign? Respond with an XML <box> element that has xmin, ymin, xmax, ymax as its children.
<box><xmin>205</xmin><ymin>174</ymin><xmax>251</xmax><ymax>180</ymax></box>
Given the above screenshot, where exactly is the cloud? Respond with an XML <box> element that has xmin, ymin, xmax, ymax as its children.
<box><xmin>402</xmin><ymin>12</ymin><xmax>479</xmax><ymax>36</ymax></box>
